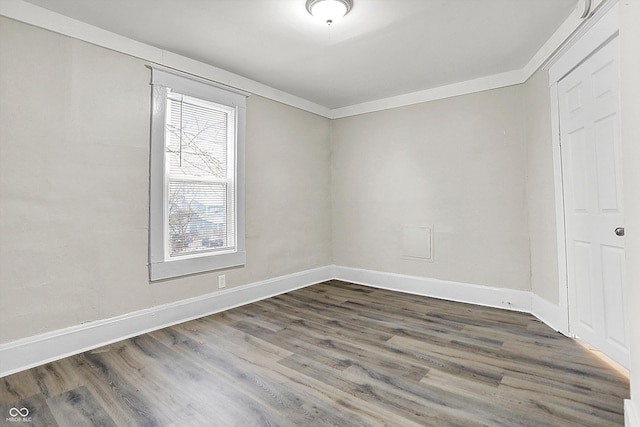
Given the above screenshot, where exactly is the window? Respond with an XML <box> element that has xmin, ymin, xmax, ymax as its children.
<box><xmin>149</xmin><ymin>67</ymin><xmax>247</xmax><ymax>281</ymax></box>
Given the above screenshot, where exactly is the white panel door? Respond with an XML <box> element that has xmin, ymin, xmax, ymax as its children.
<box><xmin>558</xmin><ymin>37</ymin><xmax>628</xmax><ymax>368</ymax></box>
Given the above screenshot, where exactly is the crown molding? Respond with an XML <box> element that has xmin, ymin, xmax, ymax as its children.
<box><xmin>330</xmin><ymin>0</ymin><xmax>616</xmax><ymax>119</ymax></box>
<box><xmin>0</xmin><ymin>0</ymin><xmax>611</xmax><ymax>119</ymax></box>
<box><xmin>522</xmin><ymin>0</ymin><xmax>611</xmax><ymax>78</ymax></box>
<box><xmin>546</xmin><ymin>0</ymin><xmax>619</xmax><ymax>83</ymax></box>
<box><xmin>0</xmin><ymin>0</ymin><xmax>332</xmax><ymax>118</ymax></box>
<box><xmin>329</xmin><ymin>69</ymin><xmax>526</xmax><ymax>119</ymax></box>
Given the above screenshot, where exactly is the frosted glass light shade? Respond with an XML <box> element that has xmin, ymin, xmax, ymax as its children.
<box><xmin>306</xmin><ymin>0</ymin><xmax>353</xmax><ymax>25</ymax></box>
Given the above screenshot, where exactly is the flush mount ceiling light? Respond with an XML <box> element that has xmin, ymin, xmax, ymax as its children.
<box><xmin>306</xmin><ymin>0</ymin><xmax>353</xmax><ymax>25</ymax></box>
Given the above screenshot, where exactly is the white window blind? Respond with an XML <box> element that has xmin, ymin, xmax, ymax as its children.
<box><xmin>149</xmin><ymin>66</ymin><xmax>247</xmax><ymax>280</ymax></box>
<box><xmin>165</xmin><ymin>92</ymin><xmax>236</xmax><ymax>258</ymax></box>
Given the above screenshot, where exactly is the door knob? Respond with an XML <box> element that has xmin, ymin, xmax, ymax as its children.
<box><xmin>615</xmin><ymin>227</ymin><xmax>625</xmax><ymax>236</ymax></box>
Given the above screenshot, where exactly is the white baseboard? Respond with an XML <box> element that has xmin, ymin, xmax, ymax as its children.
<box><xmin>0</xmin><ymin>264</ymin><xmax>574</xmax><ymax>378</ymax></box>
<box><xmin>333</xmin><ymin>265</ymin><xmax>532</xmax><ymax>313</ymax></box>
<box><xmin>0</xmin><ymin>266</ymin><xmax>333</xmax><ymax>378</ymax></box>
<box><xmin>627</xmin><ymin>400</ymin><xmax>640</xmax><ymax>427</ymax></box>
<box><xmin>531</xmin><ymin>293</ymin><xmax>568</xmax><ymax>335</ymax></box>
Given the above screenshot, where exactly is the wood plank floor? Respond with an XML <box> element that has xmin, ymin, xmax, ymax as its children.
<box><xmin>0</xmin><ymin>280</ymin><xmax>629</xmax><ymax>426</ymax></box>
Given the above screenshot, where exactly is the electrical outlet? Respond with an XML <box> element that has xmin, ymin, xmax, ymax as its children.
<box><xmin>218</xmin><ymin>274</ymin><xmax>226</xmax><ymax>289</ymax></box>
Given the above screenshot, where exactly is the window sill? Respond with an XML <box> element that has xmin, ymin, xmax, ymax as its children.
<box><xmin>150</xmin><ymin>250</ymin><xmax>246</xmax><ymax>281</ymax></box>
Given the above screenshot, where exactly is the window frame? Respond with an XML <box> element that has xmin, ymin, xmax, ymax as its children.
<box><xmin>149</xmin><ymin>66</ymin><xmax>247</xmax><ymax>281</ymax></box>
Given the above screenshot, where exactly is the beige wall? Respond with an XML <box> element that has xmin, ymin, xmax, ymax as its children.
<box><xmin>331</xmin><ymin>86</ymin><xmax>530</xmax><ymax>290</ymax></box>
<box><xmin>523</xmin><ymin>69</ymin><xmax>560</xmax><ymax>304</ymax></box>
<box><xmin>0</xmin><ymin>17</ymin><xmax>332</xmax><ymax>343</ymax></box>
<box><xmin>620</xmin><ymin>0</ymin><xmax>640</xmax><ymax>414</ymax></box>
<box><xmin>0</xmin><ymin>13</ymin><xmax>595</xmax><ymax>349</ymax></box>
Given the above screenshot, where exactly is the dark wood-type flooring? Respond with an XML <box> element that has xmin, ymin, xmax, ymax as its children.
<box><xmin>0</xmin><ymin>280</ymin><xmax>630</xmax><ymax>426</ymax></box>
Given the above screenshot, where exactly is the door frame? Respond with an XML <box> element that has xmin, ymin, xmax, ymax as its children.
<box><xmin>548</xmin><ymin>0</ymin><xmax>619</xmax><ymax>336</ymax></box>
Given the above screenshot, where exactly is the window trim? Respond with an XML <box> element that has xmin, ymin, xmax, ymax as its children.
<box><xmin>149</xmin><ymin>66</ymin><xmax>247</xmax><ymax>281</ymax></box>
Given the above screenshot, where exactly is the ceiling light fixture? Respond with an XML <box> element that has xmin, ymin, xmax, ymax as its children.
<box><xmin>306</xmin><ymin>0</ymin><xmax>353</xmax><ymax>25</ymax></box>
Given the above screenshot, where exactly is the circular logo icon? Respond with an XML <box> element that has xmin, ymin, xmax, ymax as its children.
<box><xmin>9</xmin><ymin>408</ymin><xmax>29</xmax><ymax>417</ymax></box>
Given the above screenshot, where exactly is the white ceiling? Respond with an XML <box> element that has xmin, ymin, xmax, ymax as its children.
<box><xmin>22</xmin><ymin>0</ymin><xmax>578</xmax><ymax>110</ymax></box>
